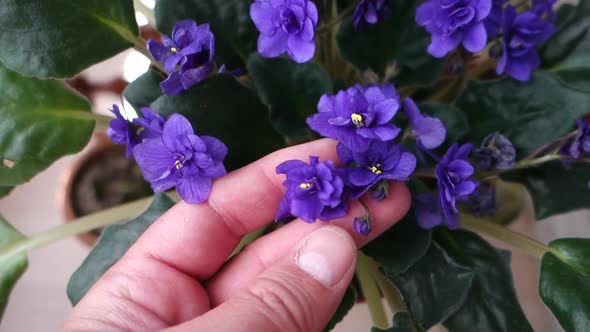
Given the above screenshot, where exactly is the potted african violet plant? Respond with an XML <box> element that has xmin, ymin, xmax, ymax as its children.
<box><xmin>0</xmin><ymin>0</ymin><xmax>589</xmax><ymax>330</ymax></box>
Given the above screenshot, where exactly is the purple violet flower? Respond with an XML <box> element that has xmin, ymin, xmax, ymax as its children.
<box><xmin>133</xmin><ymin>108</ymin><xmax>166</xmax><ymax>140</ymax></box>
<box><xmin>353</xmin><ymin>0</ymin><xmax>391</xmax><ymax>29</ymax></box>
<box><xmin>275</xmin><ymin>156</ymin><xmax>349</xmax><ymax>223</ymax></box>
<box><xmin>484</xmin><ymin>0</ymin><xmax>509</xmax><ymax>38</ymax></box>
<box><xmin>496</xmin><ymin>5</ymin><xmax>555</xmax><ymax>81</ymax></box>
<box><xmin>307</xmin><ymin>84</ymin><xmax>401</xmax><ymax>152</ymax></box>
<box><xmin>472</xmin><ymin>133</ymin><xmax>516</xmax><ymax>170</ymax></box>
<box><xmin>435</xmin><ymin>143</ymin><xmax>479</xmax><ymax>229</ymax></box>
<box><xmin>106</xmin><ymin>105</ymin><xmax>139</xmax><ymax>158</ymax></box>
<box><xmin>337</xmin><ymin>141</ymin><xmax>416</xmax><ymax>198</ymax></box>
<box><xmin>132</xmin><ymin>114</ymin><xmax>227</xmax><ymax>204</ymax></box>
<box><xmin>565</xmin><ymin>117</ymin><xmax>590</xmax><ymax>159</ymax></box>
<box><xmin>147</xmin><ymin>20</ymin><xmax>215</xmax><ymax>96</ymax></box>
<box><xmin>416</xmin><ymin>0</ymin><xmax>492</xmax><ymax>58</ymax></box>
<box><xmin>402</xmin><ymin>98</ymin><xmax>447</xmax><ymax>150</ymax></box>
<box><xmin>250</xmin><ymin>0</ymin><xmax>318</xmax><ymax>63</ymax></box>
<box><xmin>353</xmin><ymin>215</ymin><xmax>372</xmax><ymax>236</ymax></box>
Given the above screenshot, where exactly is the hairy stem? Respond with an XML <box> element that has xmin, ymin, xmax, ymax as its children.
<box><xmin>316</xmin><ymin>1</ymin><xmax>357</xmax><ymax>34</ymax></box>
<box><xmin>0</xmin><ymin>192</ymin><xmax>180</xmax><ymax>262</ymax></box>
<box><xmin>460</xmin><ymin>214</ymin><xmax>548</xmax><ymax>258</ymax></box>
<box><xmin>357</xmin><ymin>252</ymin><xmax>389</xmax><ymax>328</ymax></box>
<box><xmin>133</xmin><ymin>0</ymin><xmax>156</xmax><ymax>27</ymax></box>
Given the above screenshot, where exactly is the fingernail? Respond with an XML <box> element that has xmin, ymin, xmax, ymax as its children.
<box><xmin>295</xmin><ymin>227</ymin><xmax>356</xmax><ymax>288</ymax></box>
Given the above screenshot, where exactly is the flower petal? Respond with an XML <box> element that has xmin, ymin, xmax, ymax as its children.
<box><xmin>177</xmin><ymin>175</ymin><xmax>212</xmax><ymax>203</ymax></box>
<box><xmin>258</xmin><ymin>30</ymin><xmax>289</xmax><ymax>58</ymax></box>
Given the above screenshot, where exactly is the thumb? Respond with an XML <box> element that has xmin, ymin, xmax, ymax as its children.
<box><xmin>168</xmin><ymin>226</ymin><xmax>357</xmax><ymax>332</ymax></box>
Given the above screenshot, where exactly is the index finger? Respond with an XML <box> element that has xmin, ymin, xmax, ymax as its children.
<box><xmin>125</xmin><ymin>138</ymin><xmax>339</xmax><ymax>280</ymax></box>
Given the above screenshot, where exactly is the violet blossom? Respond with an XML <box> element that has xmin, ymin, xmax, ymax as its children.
<box><xmin>416</xmin><ymin>0</ymin><xmax>492</xmax><ymax>57</ymax></box>
<box><xmin>307</xmin><ymin>84</ymin><xmax>401</xmax><ymax>152</ymax></box>
<box><xmin>337</xmin><ymin>141</ymin><xmax>416</xmax><ymax>199</ymax></box>
<box><xmin>472</xmin><ymin>133</ymin><xmax>516</xmax><ymax>170</ymax></box>
<box><xmin>275</xmin><ymin>156</ymin><xmax>348</xmax><ymax>223</ymax></box>
<box><xmin>132</xmin><ymin>114</ymin><xmax>227</xmax><ymax>204</ymax></box>
<box><xmin>565</xmin><ymin>117</ymin><xmax>590</xmax><ymax>159</ymax></box>
<box><xmin>496</xmin><ymin>5</ymin><xmax>555</xmax><ymax>81</ymax></box>
<box><xmin>147</xmin><ymin>20</ymin><xmax>215</xmax><ymax>96</ymax></box>
<box><xmin>402</xmin><ymin>97</ymin><xmax>447</xmax><ymax>150</ymax></box>
<box><xmin>106</xmin><ymin>105</ymin><xmax>139</xmax><ymax>158</ymax></box>
<box><xmin>250</xmin><ymin>0</ymin><xmax>318</xmax><ymax>63</ymax></box>
<box><xmin>430</xmin><ymin>143</ymin><xmax>479</xmax><ymax>229</ymax></box>
<box><xmin>353</xmin><ymin>215</ymin><xmax>372</xmax><ymax>236</ymax></box>
<box><xmin>133</xmin><ymin>108</ymin><xmax>166</xmax><ymax>140</ymax></box>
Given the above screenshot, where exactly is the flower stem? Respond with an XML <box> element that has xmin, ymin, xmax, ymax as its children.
<box><xmin>133</xmin><ymin>0</ymin><xmax>156</xmax><ymax>27</ymax></box>
<box><xmin>316</xmin><ymin>2</ymin><xmax>357</xmax><ymax>34</ymax></box>
<box><xmin>91</xmin><ymin>112</ymin><xmax>112</xmax><ymax>133</ymax></box>
<box><xmin>0</xmin><ymin>192</ymin><xmax>180</xmax><ymax>263</ymax></box>
<box><xmin>460</xmin><ymin>213</ymin><xmax>548</xmax><ymax>258</ymax></box>
<box><xmin>356</xmin><ymin>251</ymin><xmax>389</xmax><ymax>328</ymax></box>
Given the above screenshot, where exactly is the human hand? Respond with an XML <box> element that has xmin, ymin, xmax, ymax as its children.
<box><xmin>61</xmin><ymin>139</ymin><xmax>410</xmax><ymax>332</ymax></box>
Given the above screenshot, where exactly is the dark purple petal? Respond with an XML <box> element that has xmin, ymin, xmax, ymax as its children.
<box><xmin>160</xmin><ymin>71</ymin><xmax>185</xmax><ymax>96</ymax></box>
<box><xmin>147</xmin><ymin>39</ymin><xmax>172</xmax><ymax>62</ymax></box>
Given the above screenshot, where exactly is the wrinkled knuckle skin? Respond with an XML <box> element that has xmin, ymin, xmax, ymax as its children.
<box><xmin>242</xmin><ymin>272</ymin><xmax>317</xmax><ymax>332</ymax></box>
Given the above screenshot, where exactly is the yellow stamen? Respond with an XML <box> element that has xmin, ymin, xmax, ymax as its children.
<box><xmin>171</xmin><ymin>47</ymin><xmax>178</xmax><ymax>53</ymax></box>
<box><xmin>370</xmin><ymin>164</ymin><xmax>382</xmax><ymax>175</ymax></box>
<box><xmin>299</xmin><ymin>182</ymin><xmax>312</xmax><ymax>189</ymax></box>
<box><xmin>175</xmin><ymin>160</ymin><xmax>184</xmax><ymax>170</ymax></box>
<box><xmin>351</xmin><ymin>113</ymin><xmax>364</xmax><ymax>127</ymax></box>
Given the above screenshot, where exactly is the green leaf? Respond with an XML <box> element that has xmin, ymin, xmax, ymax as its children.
<box><xmin>247</xmin><ymin>54</ymin><xmax>333</xmax><ymax>140</ymax></box>
<box><xmin>0</xmin><ymin>215</ymin><xmax>27</xmax><ymax>320</ymax></box>
<box><xmin>151</xmin><ymin>75</ymin><xmax>284</xmax><ymax>171</ymax></box>
<box><xmin>0</xmin><ymin>0</ymin><xmax>138</xmax><ymax>78</ymax></box>
<box><xmin>324</xmin><ymin>285</ymin><xmax>356</xmax><ymax>332</ymax></box>
<box><xmin>540</xmin><ymin>0</ymin><xmax>590</xmax><ymax>68</ymax></box>
<box><xmin>456</xmin><ymin>71</ymin><xmax>590</xmax><ymax>156</ymax></box>
<box><xmin>67</xmin><ymin>194</ymin><xmax>174</xmax><ymax>305</ymax></box>
<box><xmin>503</xmin><ymin>163</ymin><xmax>590</xmax><ymax>220</ymax></box>
<box><xmin>155</xmin><ymin>0</ymin><xmax>256</xmax><ymax>68</ymax></box>
<box><xmin>539</xmin><ymin>0</ymin><xmax>590</xmax><ymax>92</ymax></box>
<box><xmin>392</xmin><ymin>242</ymin><xmax>474</xmax><ymax>330</ymax></box>
<box><xmin>540</xmin><ymin>238</ymin><xmax>590</xmax><ymax>332</ymax></box>
<box><xmin>550</xmin><ymin>239</ymin><xmax>590</xmax><ymax>276</ymax></box>
<box><xmin>124</xmin><ymin>70</ymin><xmax>163</xmax><ymax>111</ymax></box>
<box><xmin>363</xmin><ymin>214</ymin><xmax>432</xmax><ymax>277</ymax></box>
<box><xmin>0</xmin><ymin>186</ymin><xmax>13</xmax><ymax>198</ymax></box>
<box><xmin>371</xmin><ymin>312</ymin><xmax>414</xmax><ymax>332</ymax></box>
<box><xmin>438</xmin><ymin>230</ymin><xmax>533</xmax><ymax>332</ymax></box>
<box><xmin>0</xmin><ymin>65</ymin><xmax>94</xmax><ymax>186</ymax></box>
<box><xmin>419</xmin><ymin>102</ymin><xmax>470</xmax><ymax>145</ymax></box>
<box><xmin>337</xmin><ymin>0</ymin><xmax>444</xmax><ymax>85</ymax></box>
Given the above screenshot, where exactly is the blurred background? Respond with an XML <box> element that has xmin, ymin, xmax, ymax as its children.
<box><xmin>0</xmin><ymin>0</ymin><xmax>588</xmax><ymax>331</ymax></box>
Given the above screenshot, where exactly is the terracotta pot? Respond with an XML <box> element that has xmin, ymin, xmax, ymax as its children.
<box><xmin>58</xmin><ymin>133</ymin><xmax>152</xmax><ymax>247</ymax></box>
